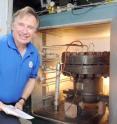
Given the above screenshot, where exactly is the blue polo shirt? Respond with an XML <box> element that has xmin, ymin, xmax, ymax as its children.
<box><xmin>0</xmin><ymin>33</ymin><xmax>40</xmax><ymax>103</ymax></box>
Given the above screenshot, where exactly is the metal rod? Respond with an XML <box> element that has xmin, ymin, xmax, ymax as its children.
<box><xmin>54</xmin><ymin>63</ymin><xmax>61</xmax><ymax>111</ymax></box>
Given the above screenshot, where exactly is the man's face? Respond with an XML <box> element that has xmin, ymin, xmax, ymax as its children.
<box><xmin>12</xmin><ymin>14</ymin><xmax>37</xmax><ymax>45</ymax></box>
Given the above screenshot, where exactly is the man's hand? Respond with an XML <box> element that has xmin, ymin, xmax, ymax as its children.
<box><xmin>15</xmin><ymin>99</ymin><xmax>25</xmax><ymax>110</ymax></box>
<box><xmin>0</xmin><ymin>101</ymin><xmax>5</xmax><ymax>111</ymax></box>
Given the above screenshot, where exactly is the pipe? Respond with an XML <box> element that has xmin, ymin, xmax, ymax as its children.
<box><xmin>54</xmin><ymin>63</ymin><xmax>61</xmax><ymax>111</ymax></box>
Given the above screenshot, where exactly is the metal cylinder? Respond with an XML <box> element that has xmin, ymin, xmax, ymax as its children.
<box><xmin>78</xmin><ymin>77</ymin><xmax>102</xmax><ymax>103</ymax></box>
<box><xmin>62</xmin><ymin>52</ymin><xmax>109</xmax><ymax>76</ymax></box>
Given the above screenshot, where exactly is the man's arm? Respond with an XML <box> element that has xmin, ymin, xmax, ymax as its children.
<box><xmin>15</xmin><ymin>78</ymin><xmax>36</xmax><ymax>110</ymax></box>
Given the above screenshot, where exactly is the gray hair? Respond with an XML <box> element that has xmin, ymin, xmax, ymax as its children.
<box><xmin>12</xmin><ymin>6</ymin><xmax>39</xmax><ymax>28</ymax></box>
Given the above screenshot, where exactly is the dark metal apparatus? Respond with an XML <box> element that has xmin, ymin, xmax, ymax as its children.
<box><xmin>62</xmin><ymin>48</ymin><xmax>109</xmax><ymax>116</ymax></box>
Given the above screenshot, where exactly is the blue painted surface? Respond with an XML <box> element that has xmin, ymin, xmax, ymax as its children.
<box><xmin>39</xmin><ymin>2</ymin><xmax>117</xmax><ymax>29</ymax></box>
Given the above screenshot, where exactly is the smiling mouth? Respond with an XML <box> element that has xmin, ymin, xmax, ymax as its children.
<box><xmin>19</xmin><ymin>34</ymin><xmax>30</xmax><ymax>40</ymax></box>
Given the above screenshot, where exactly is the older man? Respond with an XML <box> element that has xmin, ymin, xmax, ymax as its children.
<box><xmin>0</xmin><ymin>6</ymin><xmax>40</xmax><ymax>124</ymax></box>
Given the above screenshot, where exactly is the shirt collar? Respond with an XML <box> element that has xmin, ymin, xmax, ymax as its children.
<box><xmin>7</xmin><ymin>32</ymin><xmax>17</xmax><ymax>50</ymax></box>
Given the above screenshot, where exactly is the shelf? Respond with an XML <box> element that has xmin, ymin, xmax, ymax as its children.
<box><xmin>39</xmin><ymin>2</ymin><xmax>117</xmax><ymax>30</ymax></box>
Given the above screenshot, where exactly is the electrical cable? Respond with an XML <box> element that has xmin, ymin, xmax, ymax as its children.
<box><xmin>72</xmin><ymin>6</ymin><xmax>96</xmax><ymax>15</ymax></box>
<box><xmin>62</xmin><ymin>40</ymin><xmax>88</xmax><ymax>73</ymax></box>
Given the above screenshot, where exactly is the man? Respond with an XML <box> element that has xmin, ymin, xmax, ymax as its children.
<box><xmin>0</xmin><ymin>6</ymin><xmax>40</xmax><ymax>124</ymax></box>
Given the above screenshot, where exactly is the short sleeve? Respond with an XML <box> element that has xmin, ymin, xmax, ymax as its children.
<box><xmin>30</xmin><ymin>52</ymin><xmax>41</xmax><ymax>78</ymax></box>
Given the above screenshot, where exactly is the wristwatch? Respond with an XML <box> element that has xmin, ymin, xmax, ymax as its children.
<box><xmin>19</xmin><ymin>97</ymin><xmax>26</xmax><ymax>104</ymax></box>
